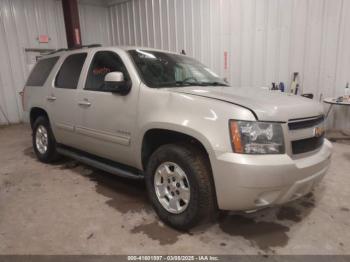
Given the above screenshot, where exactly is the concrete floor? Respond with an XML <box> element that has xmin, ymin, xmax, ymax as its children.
<box><xmin>0</xmin><ymin>124</ymin><xmax>349</xmax><ymax>255</ymax></box>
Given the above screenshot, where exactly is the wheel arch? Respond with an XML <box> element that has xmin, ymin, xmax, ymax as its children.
<box><xmin>139</xmin><ymin>124</ymin><xmax>214</xmax><ymax>171</ymax></box>
<box><xmin>30</xmin><ymin>107</ymin><xmax>50</xmax><ymax>129</ymax></box>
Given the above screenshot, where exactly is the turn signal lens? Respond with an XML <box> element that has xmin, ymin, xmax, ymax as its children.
<box><xmin>229</xmin><ymin>121</ymin><xmax>243</xmax><ymax>153</ymax></box>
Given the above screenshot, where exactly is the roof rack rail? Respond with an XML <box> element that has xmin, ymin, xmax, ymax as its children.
<box><xmin>82</xmin><ymin>44</ymin><xmax>102</xmax><ymax>48</ymax></box>
<box><xmin>47</xmin><ymin>48</ymin><xmax>69</xmax><ymax>55</ymax></box>
<box><xmin>46</xmin><ymin>44</ymin><xmax>102</xmax><ymax>55</ymax></box>
<box><xmin>70</xmin><ymin>44</ymin><xmax>102</xmax><ymax>50</ymax></box>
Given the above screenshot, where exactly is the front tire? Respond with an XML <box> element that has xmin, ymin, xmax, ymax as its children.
<box><xmin>145</xmin><ymin>143</ymin><xmax>217</xmax><ymax>230</ymax></box>
<box><xmin>32</xmin><ymin>116</ymin><xmax>59</xmax><ymax>163</ymax></box>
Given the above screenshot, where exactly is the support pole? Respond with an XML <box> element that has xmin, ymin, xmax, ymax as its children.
<box><xmin>61</xmin><ymin>0</ymin><xmax>82</xmax><ymax>49</ymax></box>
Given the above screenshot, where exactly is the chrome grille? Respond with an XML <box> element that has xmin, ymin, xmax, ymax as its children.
<box><xmin>288</xmin><ymin>115</ymin><xmax>324</xmax><ymax>130</ymax></box>
<box><xmin>288</xmin><ymin>115</ymin><xmax>325</xmax><ymax>154</ymax></box>
<box><xmin>291</xmin><ymin>135</ymin><xmax>324</xmax><ymax>154</ymax></box>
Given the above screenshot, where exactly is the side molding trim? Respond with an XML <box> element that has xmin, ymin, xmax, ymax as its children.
<box><xmin>75</xmin><ymin>126</ymin><xmax>130</xmax><ymax>146</ymax></box>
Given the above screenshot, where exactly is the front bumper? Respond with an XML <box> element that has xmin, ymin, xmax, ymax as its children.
<box><xmin>211</xmin><ymin>139</ymin><xmax>332</xmax><ymax>211</ymax></box>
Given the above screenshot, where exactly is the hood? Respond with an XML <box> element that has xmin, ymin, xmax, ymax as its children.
<box><xmin>170</xmin><ymin>86</ymin><xmax>324</xmax><ymax>122</ymax></box>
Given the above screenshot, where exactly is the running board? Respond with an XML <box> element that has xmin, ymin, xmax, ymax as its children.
<box><xmin>57</xmin><ymin>147</ymin><xmax>143</xmax><ymax>180</ymax></box>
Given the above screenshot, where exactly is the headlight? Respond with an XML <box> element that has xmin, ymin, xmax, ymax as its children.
<box><xmin>229</xmin><ymin>120</ymin><xmax>285</xmax><ymax>154</ymax></box>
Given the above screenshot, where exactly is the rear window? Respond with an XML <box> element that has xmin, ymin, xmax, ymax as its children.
<box><xmin>55</xmin><ymin>53</ymin><xmax>87</xmax><ymax>89</ymax></box>
<box><xmin>26</xmin><ymin>57</ymin><xmax>59</xmax><ymax>86</ymax></box>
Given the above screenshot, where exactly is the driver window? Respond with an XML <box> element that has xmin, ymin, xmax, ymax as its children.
<box><xmin>85</xmin><ymin>51</ymin><xmax>130</xmax><ymax>91</ymax></box>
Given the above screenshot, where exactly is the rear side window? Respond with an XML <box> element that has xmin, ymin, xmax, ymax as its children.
<box><xmin>26</xmin><ymin>57</ymin><xmax>59</xmax><ymax>86</ymax></box>
<box><xmin>55</xmin><ymin>53</ymin><xmax>87</xmax><ymax>89</ymax></box>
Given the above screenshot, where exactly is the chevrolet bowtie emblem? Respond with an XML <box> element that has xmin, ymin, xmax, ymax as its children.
<box><xmin>314</xmin><ymin>126</ymin><xmax>325</xmax><ymax>137</ymax></box>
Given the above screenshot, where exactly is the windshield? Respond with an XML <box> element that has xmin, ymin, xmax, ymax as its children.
<box><xmin>128</xmin><ymin>49</ymin><xmax>228</xmax><ymax>88</ymax></box>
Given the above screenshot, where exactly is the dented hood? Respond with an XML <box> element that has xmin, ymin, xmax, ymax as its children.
<box><xmin>171</xmin><ymin>86</ymin><xmax>324</xmax><ymax>122</ymax></box>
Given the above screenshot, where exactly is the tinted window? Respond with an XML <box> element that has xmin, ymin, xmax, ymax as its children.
<box><xmin>128</xmin><ymin>50</ymin><xmax>227</xmax><ymax>88</ymax></box>
<box><xmin>55</xmin><ymin>53</ymin><xmax>87</xmax><ymax>89</ymax></box>
<box><xmin>26</xmin><ymin>57</ymin><xmax>59</xmax><ymax>86</ymax></box>
<box><xmin>85</xmin><ymin>51</ymin><xmax>130</xmax><ymax>91</ymax></box>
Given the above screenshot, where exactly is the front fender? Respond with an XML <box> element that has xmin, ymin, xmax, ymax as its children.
<box><xmin>136</xmin><ymin>121</ymin><xmax>214</xmax><ymax>168</ymax></box>
<box><xmin>134</xmin><ymin>85</ymin><xmax>256</xmax><ymax>169</ymax></box>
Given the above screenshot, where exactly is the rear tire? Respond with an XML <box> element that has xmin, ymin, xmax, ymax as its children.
<box><xmin>32</xmin><ymin>116</ymin><xmax>59</xmax><ymax>163</ymax></box>
<box><xmin>145</xmin><ymin>143</ymin><xmax>217</xmax><ymax>230</ymax></box>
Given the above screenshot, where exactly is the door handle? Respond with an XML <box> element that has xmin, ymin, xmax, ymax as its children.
<box><xmin>47</xmin><ymin>96</ymin><xmax>56</xmax><ymax>101</ymax></box>
<box><xmin>78</xmin><ymin>100</ymin><xmax>91</xmax><ymax>107</ymax></box>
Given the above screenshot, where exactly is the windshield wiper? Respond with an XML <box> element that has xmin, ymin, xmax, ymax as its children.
<box><xmin>175</xmin><ymin>80</ymin><xmax>228</xmax><ymax>87</ymax></box>
<box><xmin>198</xmin><ymin>81</ymin><xmax>228</xmax><ymax>86</ymax></box>
<box><xmin>157</xmin><ymin>82</ymin><xmax>198</xmax><ymax>87</ymax></box>
<box><xmin>157</xmin><ymin>81</ymin><xmax>228</xmax><ymax>88</ymax></box>
<box><xmin>175</xmin><ymin>80</ymin><xmax>199</xmax><ymax>86</ymax></box>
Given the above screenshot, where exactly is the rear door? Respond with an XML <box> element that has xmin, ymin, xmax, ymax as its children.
<box><xmin>47</xmin><ymin>52</ymin><xmax>87</xmax><ymax>147</ymax></box>
<box><xmin>75</xmin><ymin>49</ymin><xmax>139</xmax><ymax>166</ymax></box>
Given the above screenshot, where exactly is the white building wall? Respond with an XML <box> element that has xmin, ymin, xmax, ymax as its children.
<box><xmin>109</xmin><ymin>0</ymin><xmax>350</xmax><ymax>130</ymax></box>
<box><xmin>0</xmin><ymin>0</ymin><xmax>112</xmax><ymax>125</ymax></box>
<box><xmin>79</xmin><ymin>2</ymin><xmax>112</xmax><ymax>46</ymax></box>
<box><xmin>0</xmin><ymin>0</ymin><xmax>67</xmax><ymax>124</ymax></box>
<box><xmin>1</xmin><ymin>0</ymin><xmax>349</xmax><ymax>129</ymax></box>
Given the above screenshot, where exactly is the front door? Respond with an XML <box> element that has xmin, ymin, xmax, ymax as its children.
<box><xmin>75</xmin><ymin>50</ymin><xmax>139</xmax><ymax>167</ymax></box>
<box><xmin>47</xmin><ymin>52</ymin><xmax>87</xmax><ymax>147</ymax></box>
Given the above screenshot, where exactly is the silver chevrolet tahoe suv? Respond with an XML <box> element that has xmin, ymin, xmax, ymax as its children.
<box><xmin>23</xmin><ymin>46</ymin><xmax>332</xmax><ymax>229</ymax></box>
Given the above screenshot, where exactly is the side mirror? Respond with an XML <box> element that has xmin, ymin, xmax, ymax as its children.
<box><xmin>105</xmin><ymin>71</ymin><xmax>124</xmax><ymax>82</ymax></box>
<box><xmin>104</xmin><ymin>72</ymin><xmax>131</xmax><ymax>95</ymax></box>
